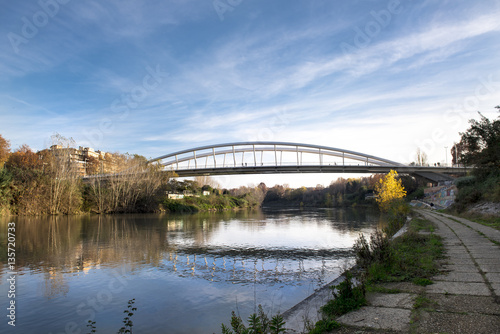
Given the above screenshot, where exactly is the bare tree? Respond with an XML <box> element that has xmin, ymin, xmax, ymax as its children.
<box><xmin>47</xmin><ymin>134</ymin><xmax>82</xmax><ymax>214</ymax></box>
<box><xmin>194</xmin><ymin>175</ymin><xmax>220</xmax><ymax>189</ymax></box>
<box><xmin>92</xmin><ymin>153</ymin><xmax>173</xmax><ymax>213</ymax></box>
<box><xmin>415</xmin><ymin>147</ymin><xmax>428</xmax><ymax>166</ymax></box>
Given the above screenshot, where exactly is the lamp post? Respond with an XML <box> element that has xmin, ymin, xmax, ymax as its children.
<box><xmin>444</xmin><ymin>146</ymin><xmax>448</xmax><ymax>166</ymax></box>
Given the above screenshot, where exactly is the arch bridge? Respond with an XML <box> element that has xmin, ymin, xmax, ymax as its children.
<box><xmin>149</xmin><ymin>142</ymin><xmax>467</xmax><ymax>182</ymax></box>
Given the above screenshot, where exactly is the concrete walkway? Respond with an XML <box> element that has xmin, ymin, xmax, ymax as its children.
<box><xmin>331</xmin><ymin>210</ymin><xmax>500</xmax><ymax>333</ymax></box>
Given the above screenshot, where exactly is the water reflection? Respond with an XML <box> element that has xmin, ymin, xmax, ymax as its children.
<box><xmin>0</xmin><ymin>208</ymin><xmax>380</xmax><ymax>333</ymax></box>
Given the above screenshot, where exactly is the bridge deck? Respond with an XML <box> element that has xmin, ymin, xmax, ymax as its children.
<box><xmin>170</xmin><ymin>164</ymin><xmax>469</xmax><ymax>180</ymax></box>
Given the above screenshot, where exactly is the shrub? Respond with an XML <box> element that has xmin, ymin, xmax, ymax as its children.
<box><xmin>353</xmin><ymin>229</ymin><xmax>392</xmax><ymax>271</ymax></box>
<box><xmin>321</xmin><ymin>272</ymin><xmax>366</xmax><ymax>316</ymax></box>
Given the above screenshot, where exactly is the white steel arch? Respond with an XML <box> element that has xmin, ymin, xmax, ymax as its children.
<box><xmin>149</xmin><ymin>142</ymin><xmax>405</xmax><ymax>172</ymax></box>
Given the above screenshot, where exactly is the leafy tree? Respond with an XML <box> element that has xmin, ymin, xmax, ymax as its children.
<box><xmin>0</xmin><ymin>134</ymin><xmax>10</xmax><ymax>168</ymax></box>
<box><xmin>6</xmin><ymin>144</ymin><xmax>42</xmax><ymax>170</ymax></box>
<box><xmin>374</xmin><ymin>170</ymin><xmax>406</xmax><ymax>212</ymax></box>
<box><xmin>457</xmin><ymin>107</ymin><xmax>500</xmax><ymax>178</ymax></box>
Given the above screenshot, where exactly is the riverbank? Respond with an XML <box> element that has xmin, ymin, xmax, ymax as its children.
<box><xmin>281</xmin><ymin>211</ymin><xmax>443</xmax><ymax>333</ymax></box>
<box><xmin>162</xmin><ymin>193</ymin><xmax>261</xmax><ymax>213</ymax></box>
<box><xmin>298</xmin><ymin>209</ymin><xmax>500</xmax><ymax>333</ymax></box>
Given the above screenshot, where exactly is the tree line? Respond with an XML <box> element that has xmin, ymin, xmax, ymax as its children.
<box><xmin>0</xmin><ymin>134</ymin><xmax>174</xmax><ymax>215</ymax></box>
<box><xmin>262</xmin><ymin>174</ymin><xmax>424</xmax><ymax>208</ymax></box>
<box><xmin>1</xmin><ymin>107</ymin><xmax>497</xmax><ymax>215</ymax></box>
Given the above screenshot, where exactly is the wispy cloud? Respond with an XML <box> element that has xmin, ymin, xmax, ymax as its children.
<box><xmin>1</xmin><ymin>1</ymin><xmax>500</xmax><ymax>186</ymax></box>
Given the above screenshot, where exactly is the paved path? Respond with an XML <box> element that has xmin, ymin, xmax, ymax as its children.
<box><xmin>332</xmin><ymin>210</ymin><xmax>500</xmax><ymax>333</ymax></box>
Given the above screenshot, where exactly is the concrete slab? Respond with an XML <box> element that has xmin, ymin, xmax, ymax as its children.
<box><xmin>477</xmin><ymin>264</ymin><xmax>500</xmax><ymax>273</ymax></box>
<box><xmin>433</xmin><ymin>271</ymin><xmax>484</xmax><ymax>282</ymax></box>
<box><xmin>442</xmin><ymin>264</ymin><xmax>478</xmax><ymax>272</ymax></box>
<box><xmin>444</xmin><ymin>250</ymin><xmax>469</xmax><ymax>256</ymax></box>
<box><xmin>475</xmin><ymin>257</ymin><xmax>500</xmax><ymax>265</ymax></box>
<box><xmin>491</xmin><ymin>283</ymin><xmax>500</xmax><ymax>295</ymax></box>
<box><xmin>415</xmin><ymin>310</ymin><xmax>500</xmax><ymax>334</ymax></box>
<box><xmin>443</xmin><ymin>241</ymin><xmax>462</xmax><ymax>246</ymax></box>
<box><xmin>426</xmin><ymin>294</ymin><xmax>500</xmax><ymax>315</ymax></box>
<box><xmin>426</xmin><ymin>281</ymin><xmax>491</xmax><ymax>296</ymax></box>
<box><xmin>446</xmin><ymin>252</ymin><xmax>473</xmax><ymax>259</ymax></box>
<box><xmin>378</xmin><ymin>282</ymin><xmax>426</xmax><ymax>294</ymax></box>
<box><xmin>469</xmin><ymin>252</ymin><xmax>500</xmax><ymax>259</ymax></box>
<box><xmin>449</xmin><ymin>258</ymin><xmax>475</xmax><ymax>265</ymax></box>
<box><xmin>367</xmin><ymin>293</ymin><xmax>416</xmax><ymax>309</ymax></box>
<box><xmin>467</xmin><ymin>246</ymin><xmax>500</xmax><ymax>251</ymax></box>
<box><xmin>485</xmin><ymin>272</ymin><xmax>500</xmax><ymax>283</ymax></box>
<box><xmin>444</xmin><ymin>247</ymin><xmax>468</xmax><ymax>252</ymax></box>
<box><xmin>336</xmin><ymin>306</ymin><xmax>411</xmax><ymax>332</ymax></box>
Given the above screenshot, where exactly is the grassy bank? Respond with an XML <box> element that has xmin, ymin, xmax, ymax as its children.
<box><xmin>452</xmin><ymin>173</ymin><xmax>500</xmax><ymax>212</ymax></box>
<box><xmin>443</xmin><ymin>209</ymin><xmax>500</xmax><ymax>231</ymax></box>
<box><xmin>216</xmin><ymin>209</ymin><xmax>445</xmax><ymax>334</ymax></box>
<box><xmin>162</xmin><ymin>193</ymin><xmax>260</xmax><ymax>213</ymax></box>
<box><xmin>307</xmin><ymin>215</ymin><xmax>444</xmax><ymax>333</ymax></box>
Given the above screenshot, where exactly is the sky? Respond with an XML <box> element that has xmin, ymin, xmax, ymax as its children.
<box><xmin>1</xmin><ymin>0</ymin><xmax>499</xmax><ymax>188</ymax></box>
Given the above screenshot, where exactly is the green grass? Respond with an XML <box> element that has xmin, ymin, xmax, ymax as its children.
<box><xmin>366</xmin><ymin>284</ymin><xmax>402</xmax><ymax>294</ymax></box>
<box><xmin>471</xmin><ymin>216</ymin><xmax>500</xmax><ymax>231</ymax></box>
<box><xmin>412</xmin><ymin>278</ymin><xmax>433</xmax><ymax>286</ymax></box>
<box><xmin>446</xmin><ymin>209</ymin><xmax>500</xmax><ymax>231</ymax></box>
<box><xmin>360</xmin><ymin>229</ymin><xmax>444</xmax><ymax>285</ymax></box>
<box><xmin>413</xmin><ymin>294</ymin><xmax>437</xmax><ymax>311</ymax></box>
<box><xmin>310</xmin><ymin>217</ymin><xmax>444</xmax><ymax>333</ymax></box>
<box><xmin>410</xmin><ymin>218</ymin><xmax>436</xmax><ymax>232</ymax></box>
<box><xmin>321</xmin><ymin>272</ymin><xmax>366</xmax><ymax>317</ymax></box>
<box><xmin>308</xmin><ymin>319</ymin><xmax>341</xmax><ymax>334</ymax></box>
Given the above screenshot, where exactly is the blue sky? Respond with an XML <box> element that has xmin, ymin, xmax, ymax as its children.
<box><xmin>1</xmin><ymin>0</ymin><xmax>499</xmax><ymax>187</ymax></box>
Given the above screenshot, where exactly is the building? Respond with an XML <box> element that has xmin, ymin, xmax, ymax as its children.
<box><xmin>48</xmin><ymin>145</ymin><xmax>120</xmax><ymax>176</ymax></box>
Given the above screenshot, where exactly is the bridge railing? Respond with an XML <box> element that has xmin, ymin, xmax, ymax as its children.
<box><xmin>161</xmin><ymin>161</ymin><xmax>397</xmax><ymax>171</ymax></box>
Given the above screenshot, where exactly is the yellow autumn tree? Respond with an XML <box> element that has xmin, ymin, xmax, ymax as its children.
<box><xmin>374</xmin><ymin>170</ymin><xmax>406</xmax><ymax>212</ymax></box>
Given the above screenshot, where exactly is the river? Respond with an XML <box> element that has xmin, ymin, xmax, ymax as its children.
<box><xmin>0</xmin><ymin>207</ymin><xmax>381</xmax><ymax>333</ymax></box>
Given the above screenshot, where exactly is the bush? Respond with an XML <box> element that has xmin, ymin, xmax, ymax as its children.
<box><xmin>308</xmin><ymin>319</ymin><xmax>341</xmax><ymax>334</ymax></box>
<box><xmin>321</xmin><ymin>272</ymin><xmax>366</xmax><ymax>316</ymax></box>
<box><xmin>385</xmin><ymin>200</ymin><xmax>410</xmax><ymax>236</ymax></box>
<box><xmin>162</xmin><ymin>199</ymin><xmax>198</xmax><ymax>213</ymax></box>
<box><xmin>353</xmin><ymin>229</ymin><xmax>392</xmax><ymax>271</ymax></box>
<box><xmin>454</xmin><ymin>176</ymin><xmax>476</xmax><ymax>188</ymax></box>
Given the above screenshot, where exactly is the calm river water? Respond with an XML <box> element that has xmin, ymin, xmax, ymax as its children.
<box><xmin>0</xmin><ymin>208</ymin><xmax>381</xmax><ymax>334</ymax></box>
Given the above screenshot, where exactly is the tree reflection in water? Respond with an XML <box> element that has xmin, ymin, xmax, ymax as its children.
<box><xmin>0</xmin><ymin>208</ymin><xmax>380</xmax><ymax>334</ymax></box>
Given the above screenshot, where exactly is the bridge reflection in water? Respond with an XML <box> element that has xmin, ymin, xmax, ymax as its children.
<box><xmin>162</xmin><ymin>247</ymin><xmax>352</xmax><ymax>285</ymax></box>
<box><xmin>0</xmin><ymin>208</ymin><xmax>380</xmax><ymax>334</ymax></box>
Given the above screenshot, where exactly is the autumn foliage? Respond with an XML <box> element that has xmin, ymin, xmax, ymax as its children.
<box><xmin>0</xmin><ymin>134</ymin><xmax>10</xmax><ymax>167</ymax></box>
<box><xmin>0</xmin><ymin>134</ymin><xmax>174</xmax><ymax>215</ymax></box>
<box><xmin>374</xmin><ymin>170</ymin><xmax>407</xmax><ymax>212</ymax></box>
